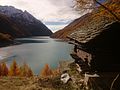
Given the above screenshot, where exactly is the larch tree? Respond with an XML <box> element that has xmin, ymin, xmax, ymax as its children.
<box><xmin>1</xmin><ymin>62</ymin><xmax>9</xmax><ymax>76</ymax></box>
<box><xmin>20</xmin><ymin>62</ymin><xmax>33</xmax><ymax>77</ymax></box>
<box><xmin>19</xmin><ymin>63</ymin><xmax>28</xmax><ymax>77</ymax></box>
<box><xmin>9</xmin><ymin>60</ymin><xmax>20</xmax><ymax>76</ymax></box>
<box><xmin>74</xmin><ymin>0</ymin><xmax>120</xmax><ymax>21</ymax></box>
<box><xmin>27</xmin><ymin>67</ymin><xmax>34</xmax><ymax>77</ymax></box>
<box><xmin>40</xmin><ymin>64</ymin><xmax>53</xmax><ymax>77</ymax></box>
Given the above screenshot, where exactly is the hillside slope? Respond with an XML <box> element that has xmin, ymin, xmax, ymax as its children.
<box><xmin>51</xmin><ymin>1</ymin><xmax>120</xmax><ymax>39</ymax></box>
<box><xmin>0</xmin><ymin>13</ymin><xmax>26</xmax><ymax>38</ymax></box>
<box><xmin>51</xmin><ymin>13</ymin><xmax>90</xmax><ymax>39</ymax></box>
<box><xmin>0</xmin><ymin>13</ymin><xmax>23</xmax><ymax>46</ymax></box>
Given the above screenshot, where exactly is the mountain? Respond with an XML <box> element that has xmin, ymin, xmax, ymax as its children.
<box><xmin>0</xmin><ymin>13</ymin><xmax>23</xmax><ymax>47</ymax></box>
<box><xmin>0</xmin><ymin>6</ymin><xmax>52</xmax><ymax>37</ymax></box>
<box><xmin>0</xmin><ymin>13</ymin><xmax>27</xmax><ymax>37</ymax></box>
<box><xmin>51</xmin><ymin>1</ymin><xmax>119</xmax><ymax>39</ymax></box>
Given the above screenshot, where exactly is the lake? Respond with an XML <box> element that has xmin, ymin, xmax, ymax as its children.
<box><xmin>0</xmin><ymin>37</ymin><xmax>74</xmax><ymax>74</ymax></box>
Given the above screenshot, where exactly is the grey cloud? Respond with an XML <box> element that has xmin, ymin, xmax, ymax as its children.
<box><xmin>44</xmin><ymin>21</ymin><xmax>71</xmax><ymax>25</ymax></box>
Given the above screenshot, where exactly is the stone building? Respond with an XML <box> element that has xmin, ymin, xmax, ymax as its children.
<box><xmin>67</xmin><ymin>18</ymin><xmax>120</xmax><ymax>89</ymax></box>
<box><xmin>68</xmin><ymin>20</ymin><xmax>120</xmax><ymax>72</ymax></box>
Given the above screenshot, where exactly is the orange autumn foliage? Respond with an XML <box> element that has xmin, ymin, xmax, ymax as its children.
<box><xmin>9</xmin><ymin>60</ymin><xmax>20</xmax><ymax>76</ymax></box>
<box><xmin>0</xmin><ymin>61</ymin><xmax>34</xmax><ymax>77</ymax></box>
<box><xmin>27</xmin><ymin>67</ymin><xmax>33</xmax><ymax>77</ymax></box>
<box><xmin>40</xmin><ymin>64</ymin><xmax>53</xmax><ymax>77</ymax></box>
<box><xmin>0</xmin><ymin>61</ymin><xmax>60</xmax><ymax>78</ymax></box>
<box><xmin>20</xmin><ymin>63</ymin><xmax>33</xmax><ymax>77</ymax></box>
<box><xmin>1</xmin><ymin>62</ymin><xmax>9</xmax><ymax>76</ymax></box>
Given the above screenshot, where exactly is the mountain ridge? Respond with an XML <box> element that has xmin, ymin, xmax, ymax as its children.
<box><xmin>0</xmin><ymin>5</ymin><xmax>52</xmax><ymax>37</ymax></box>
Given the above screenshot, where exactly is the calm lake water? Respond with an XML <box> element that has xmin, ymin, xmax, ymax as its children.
<box><xmin>0</xmin><ymin>37</ymin><xmax>74</xmax><ymax>74</ymax></box>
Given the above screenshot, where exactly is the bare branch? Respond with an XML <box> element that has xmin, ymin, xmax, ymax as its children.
<box><xmin>74</xmin><ymin>0</ymin><xmax>120</xmax><ymax>21</ymax></box>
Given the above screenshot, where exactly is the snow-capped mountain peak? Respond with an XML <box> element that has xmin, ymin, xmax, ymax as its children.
<box><xmin>0</xmin><ymin>6</ymin><xmax>38</xmax><ymax>23</ymax></box>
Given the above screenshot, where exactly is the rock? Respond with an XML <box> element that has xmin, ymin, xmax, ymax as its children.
<box><xmin>61</xmin><ymin>73</ymin><xmax>71</xmax><ymax>84</ymax></box>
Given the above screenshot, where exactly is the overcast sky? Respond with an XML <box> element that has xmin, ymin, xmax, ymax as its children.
<box><xmin>0</xmin><ymin>0</ymin><xmax>81</xmax><ymax>32</ymax></box>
